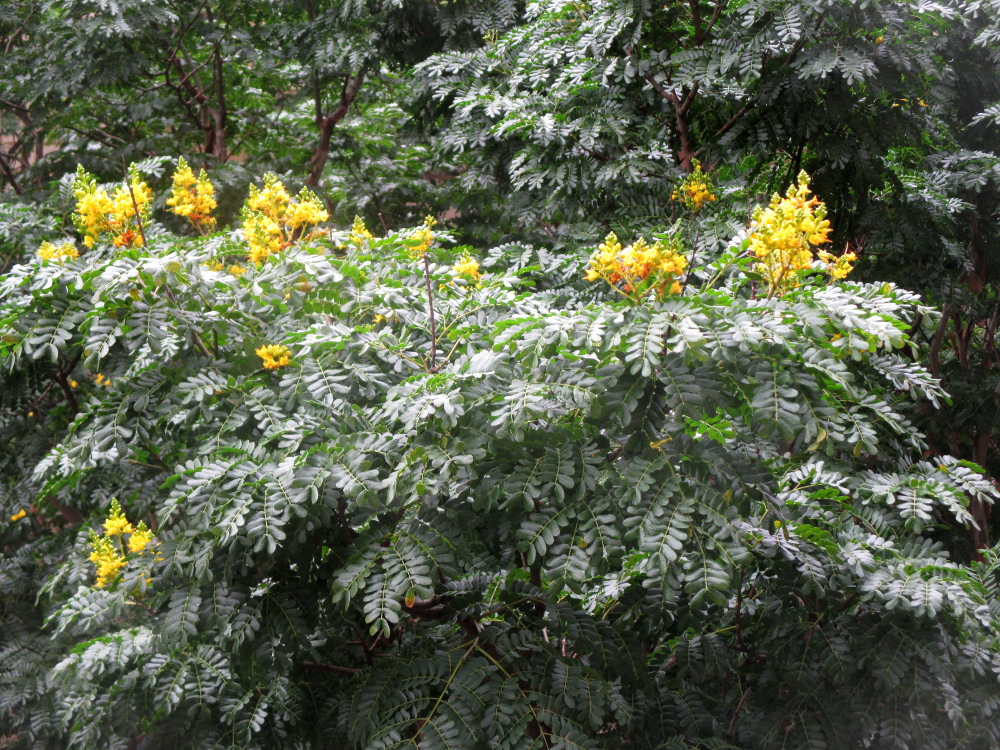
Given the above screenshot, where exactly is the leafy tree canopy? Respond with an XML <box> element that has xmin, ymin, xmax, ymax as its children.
<box><xmin>0</xmin><ymin>160</ymin><xmax>998</xmax><ymax>748</ymax></box>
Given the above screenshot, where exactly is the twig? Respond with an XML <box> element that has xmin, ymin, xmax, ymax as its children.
<box><xmin>727</xmin><ymin>686</ymin><xmax>752</xmax><ymax>741</ymax></box>
<box><xmin>123</xmin><ymin>158</ymin><xmax>149</xmax><ymax>248</ymax></box>
<box><xmin>423</xmin><ymin>253</ymin><xmax>438</xmax><ymax>371</ymax></box>
<box><xmin>300</xmin><ymin>661</ymin><xmax>361</xmax><ymax>676</ymax></box>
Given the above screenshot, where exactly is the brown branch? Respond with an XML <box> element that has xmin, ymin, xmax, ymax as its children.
<box><xmin>0</xmin><ymin>151</ymin><xmax>24</xmax><ymax>194</ymax></box>
<box><xmin>212</xmin><ymin>41</ymin><xmax>228</xmax><ymax>161</ymax></box>
<box><xmin>700</xmin><ymin>0</ymin><xmax>730</xmax><ymax>43</ymax></box>
<box><xmin>688</xmin><ymin>0</ymin><xmax>703</xmax><ymax>42</ymax></box>
<box><xmin>423</xmin><ymin>252</ymin><xmax>438</xmax><ymax>371</ymax></box>
<box><xmin>727</xmin><ymin>687</ymin><xmax>752</xmax><ymax>741</ymax></box>
<box><xmin>301</xmin><ymin>661</ymin><xmax>361</xmax><ymax>676</ymax></box>
<box><xmin>306</xmin><ymin>67</ymin><xmax>367</xmax><ymax>186</ymax></box>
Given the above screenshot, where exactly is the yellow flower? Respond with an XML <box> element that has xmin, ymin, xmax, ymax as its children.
<box><xmin>242</xmin><ymin>175</ymin><xmax>328</xmax><ymax>264</ymax></box>
<box><xmin>229</xmin><ymin>264</ymin><xmax>247</xmax><ymax>277</ymax></box>
<box><xmin>584</xmin><ymin>231</ymin><xmax>687</xmax><ymax>301</ymax></box>
<box><xmin>671</xmin><ymin>160</ymin><xmax>717</xmax><ymax>212</ymax></box>
<box><xmin>749</xmin><ymin>171</ymin><xmax>832</xmax><ymax>296</ymax></box>
<box><xmin>451</xmin><ymin>252</ymin><xmax>482</xmax><ymax>281</ymax></box>
<box><xmin>103</xmin><ymin>498</ymin><xmax>134</xmax><ymax>537</ymax></box>
<box><xmin>88</xmin><ymin>530</ymin><xmax>126</xmax><ymax>588</ymax></box>
<box><xmin>256</xmin><ymin>343</ymin><xmax>292</xmax><ymax>370</ymax></box>
<box><xmin>37</xmin><ymin>241</ymin><xmax>79</xmax><ymax>262</ymax></box>
<box><xmin>94</xmin><ymin>373</ymin><xmax>113</xmax><ymax>388</ymax></box>
<box><xmin>166</xmin><ymin>157</ymin><xmax>217</xmax><ymax>233</ymax></box>
<box><xmin>349</xmin><ymin>216</ymin><xmax>374</xmax><ymax>246</ymax></box>
<box><xmin>72</xmin><ymin>164</ymin><xmax>152</xmax><ymax>249</ymax></box>
<box><xmin>284</xmin><ymin>187</ymin><xmax>329</xmax><ymax>229</ymax></box>
<box><xmin>128</xmin><ymin>522</ymin><xmax>154</xmax><ymax>553</ymax></box>
<box><xmin>69</xmin><ymin>379</ymin><xmax>78</xmax><ymax>388</ymax></box>
<box><xmin>10</xmin><ymin>509</ymin><xmax>27</xmax><ymax>522</ymax></box>
<box><xmin>817</xmin><ymin>249</ymin><xmax>857</xmax><ymax>280</ymax></box>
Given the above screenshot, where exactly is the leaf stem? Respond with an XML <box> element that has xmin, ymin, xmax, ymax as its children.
<box><xmin>423</xmin><ymin>253</ymin><xmax>438</xmax><ymax>371</ymax></box>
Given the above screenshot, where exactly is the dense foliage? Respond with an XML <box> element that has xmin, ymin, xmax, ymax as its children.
<box><xmin>4</xmin><ymin>1</ymin><xmax>1000</xmax><ymax>748</ymax></box>
<box><xmin>2</xmin><ymin>162</ymin><xmax>999</xmax><ymax>748</ymax></box>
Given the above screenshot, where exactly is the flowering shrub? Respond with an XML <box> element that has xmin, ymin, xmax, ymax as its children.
<box><xmin>0</xmin><ymin>160</ymin><xmax>997</xmax><ymax>750</ymax></box>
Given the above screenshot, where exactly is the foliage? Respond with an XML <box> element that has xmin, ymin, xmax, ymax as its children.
<box><xmin>1</xmin><ymin>162</ymin><xmax>999</xmax><ymax>748</ymax></box>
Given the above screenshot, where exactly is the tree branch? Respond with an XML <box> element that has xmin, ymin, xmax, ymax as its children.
<box><xmin>306</xmin><ymin>67</ymin><xmax>367</xmax><ymax>186</ymax></box>
<box><xmin>301</xmin><ymin>661</ymin><xmax>361</xmax><ymax>676</ymax></box>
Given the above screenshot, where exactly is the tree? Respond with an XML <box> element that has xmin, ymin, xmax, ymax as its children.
<box><xmin>417</xmin><ymin>0</ymin><xmax>1000</xmax><ymax>549</ymax></box>
<box><xmin>1</xmin><ymin>160</ymin><xmax>998</xmax><ymax>748</ymax></box>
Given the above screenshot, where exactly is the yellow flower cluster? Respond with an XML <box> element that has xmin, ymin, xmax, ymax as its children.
<box><xmin>10</xmin><ymin>508</ymin><xmax>27</xmax><ymax>522</ymax></box>
<box><xmin>349</xmin><ymin>216</ymin><xmax>374</xmax><ymax>247</ymax></box>
<box><xmin>103</xmin><ymin>499</ymin><xmax>134</xmax><ymax>536</ymax></box>
<box><xmin>87</xmin><ymin>499</ymin><xmax>154</xmax><ymax>588</ymax></box>
<box><xmin>451</xmin><ymin>252</ymin><xmax>482</xmax><ymax>282</ymax></box>
<box><xmin>166</xmin><ymin>156</ymin><xmax>217</xmax><ymax>233</ymax></box>
<box><xmin>256</xmin><ymin>343</ymin><xmax>292</xmax><ymax>370</ymax></box>
<box><xmin>671</xmin><ymin>160</ymin><xmax>717</xmax><ymax>212</ymax></box>
<box><xmin>73</xmin><ymin>165</ymin><xmax>152</xmax><ymax>249</ymax></box>
<box><xmin>749</xmin><ymin>171</ymin><xmax>832</xmax><ymax>296</ymax></box>
<box><xmin>585</xmin><ymin>232</ymin><xmax>687</xmax><ymax>301</ymax></box>
<box><xmin>37</xmin><ymin>241</ymin><xmax>79</xmax><ymax>262</ymax></box>
<box><xmin>94</xmin><ymin>372</ymin><xmax>113</xmax><ymax>388</ymax></box>
<box><xmin>818</xmin><ymin>248</ymin><xmax>858</xmax><ymax>280</ymax></box>
<box><xmin>241</xmin><ymin>174</ymin><xmax>329</xmax><ymax>265</ymax></box>
<box><xmin>408</xmin><ymin>216</ymin><xmax>438</xmax><ymax>259</ymax></box>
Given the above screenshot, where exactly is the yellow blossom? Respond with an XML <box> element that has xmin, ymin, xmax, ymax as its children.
<box><xmin>349</xmin><ymin>216</ymin><xmax>374</xmax><ymax>246</ymax></box>
<box><xmin>409</xmin><ymin>226</ymin><xmax>434</xmax><ymax>258</ymax></box>
<box><xmin>256</xmin><ymin>343</ymin><xmax>292</xmax><ymax>370</ymax></box>
<box><xmin>128</xmin><ymin>522</ymin><xmax>154</xmax><ymax>553</ymax></box>
<box><xmin>94</xmin><ymin>373</ymin><xmax>113</xmax><ymax>388</ymax></box>
<box><xmin>817</xmin><ymin>249</ymin><xmax>857</xmax><ymax>280</ymax></box>
<box><xmin>166</xmin><ymin>156</ymin><xmax>217</xmax><ymax>233</ymax></box>
<box><xmin>103</xmin><ymin>498</ymin><xmax>134</xmax><ymax>537</ymax></box>
<box><xmin>88</xmin><ymin>531</ymin><xmax>126</xmax><ymax>587</ymax></box>
<box><xmin>87</xmin><ymin>500</ymin><xmax>155</xmax><ymax>587</ymax></box>
<box><xmin>69</xmin><ymin>379</ymin><xmax>78</xmax><ymax>388</ymax></box>
<box><xmin>749</xmin><ymin>171</ymin><xmax>832</xmax><ymax>296</ymax></box>
<box><xmin>229</xmin><ymin>264</ymin><xmax>247</xmax><ymax>278</ymax></box>
<box><xmin>585</xmin><ymin>232</ymin><xmax>687</xmax><ymax>302</ymax></box>
<box><xmin>451</xmin><ymin>252</ymin><xmax>482</xmax><ymax>282</ymax></box>
<box><xmin>671</xmin><ymin>160</ymin><xmax>717</xmax><ymax>212</ymax></box>
<box><xmin>10</xmin><ymin>509</ymin><xmax>27</xmax><ymax>521</ymax></box>
<box><xmin>242</xmin><ymin>175</ymin><xmax>328</xmax><ymax>264</ymax></box>
<box><xmin>284</xmin><ymin>190</ymin><xmax>329</xmax><ymax>229</ymax></box>
<box><xmin>37</xmin><ymin>241</ymin><xmax>79</xmax><ymax>262</ymax></box>
<box><xmin>72</xmin><ymin>164</ymin><xmax>152</xmax><ymax>249</ymax></box>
